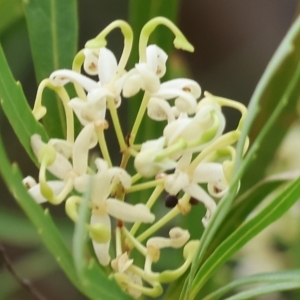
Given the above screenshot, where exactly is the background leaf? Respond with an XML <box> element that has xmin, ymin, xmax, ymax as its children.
<box><xmin>203</xmin><ymin>270</ymin><xmax>300</xmax><ymax>300</ymax></box>
<box><xmin>0</xmin><ymin>45</ymin><xmax>48</xmax><ymax>162</ymax></box>
<box><xmin>183</xmin><ymin>15</ymin><xmax>300</xmax><ymax>300</ymax></box>
<box><xmin>0</xmin><ymin>0</ymin><xmax>23</xmax><ymax>36</ymax></box>
<box><xmin>190</xmin><ymin>177</ymin><xmax>300</xmax><ymax>299</ymax></box>
<box><xmin>23</xmin><ymin>0</ymin><xmax>78</xmax><ymax>139</ymax></box>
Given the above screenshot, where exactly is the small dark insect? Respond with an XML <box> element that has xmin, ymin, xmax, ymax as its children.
<box><xmin>164</xmin><ymin>194</ymin><xmax>179</xmax><ymax>208</ymax></box>
<box><xmin>164</xmin><ymin>194</ymin><xmax>199</xmax><ymax>208</ymax></box>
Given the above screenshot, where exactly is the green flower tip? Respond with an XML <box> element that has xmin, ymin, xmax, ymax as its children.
<box><xmin>85</xmin><ymin>37</ymin><xmax>107</xmax><ymax>49</ymax></box>
<box><xmin>89</xmin><ymin>223</ymin><xmax>111</xmax><ymax>243</ymax></box>
<box><xmin>174</xmin><ymin>37</ymin><xmax>194</xmax><ymax>52</ymax></box>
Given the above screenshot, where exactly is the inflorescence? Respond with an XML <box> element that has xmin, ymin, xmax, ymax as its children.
<box><xmin>23</xmin><ymin>17</ymin><xmax>248</xmax><ymax>298</ymax></box>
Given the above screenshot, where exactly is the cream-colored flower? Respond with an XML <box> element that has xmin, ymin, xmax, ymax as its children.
<box><xmin>50</xmin><ymin>47</ymin><xmax>124</xmax><ymax>125</ymax></box>
<box><xmin>134</xmin><ymin>137</ymin><xmax>177</xmax><ymax>178</ymax></box>
<box><xmin>85</xmin><ymin>159</ymin><xmax>155</xmax><ymax>266</ymax></box>
<box><xmin>27</xmin><ymin>124</ymin><xmax>97</xmax><ymax>204</ymax></box>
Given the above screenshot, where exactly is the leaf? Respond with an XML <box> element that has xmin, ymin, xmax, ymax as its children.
<box><xmin>182</xmin><ymin>15</ymin><xmax>300</xmax><ymax>300</ymax></box>
<box><xmin>23</xmin><ymin>0</ymin><xmax>78</xmax><ymax>139</ymax></box>
<box><xmin>0</xmin><ymin>249</ymin><xmax>58</xmax><ymax>299</ymax></box>
<box><xmin>0</xmin><ymin>0</ymin><xmax>23</xmax><ymax>36</ymax></box>
<box><xmin>0</xmin><ymin>45</ymin><xmax>48</xmax><ymax>163</ymax></box>
<box><xmin>207</xmin><ymin>170</ymin><xmax>300</xmax><ymax>256</ymax></box>
<box><xmin>189</xmin><ymin>177</ymin><xmax>300</xmax><ymax>299</ymax></box>
<box><xmin>203</xmin><ymin>270</ymin><xmax>300</xmax><ymax>300</ymax></box>
<box><xmin>223</xmin><ymin>282</ymin><xmax>300</xmax><ymax>300</ymax></box>
<box><xmin>0</xmin><ymin>132</ymin><xmax>125</xmax><ymax>299</ymax></box>
<box><xmin>0</xmin><ymin>209</ymin><xmax>40</xmax><ymax>246</ymax></box>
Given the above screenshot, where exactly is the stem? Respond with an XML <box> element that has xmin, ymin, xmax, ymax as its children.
<box><xmin>137</xmin><ymin>206</ymin><xmax>180</xmax><ymax>243</ymax></box>
<box><xmin>129</xmin><ymin>92</ymin><xmax>150</xmax><ymax>145</ymax></box>
<box><xmin>130</xmin><ymin>184</ymin><xmax>164</xmax><ymax>236</ymax></box>
<box><xmin>139</xmin><ymin>17</ymin><xmax>194</xmax><ymax>63</ymax></box>
<box><xmin>72</xmin><ymin>50</ymin><xmax>88</xmax><ymax>100</ymax></box>
<box><xmin>106</xmin><ymin>97</ymin><xmax>127</xmax><ymax>152</ymax></box>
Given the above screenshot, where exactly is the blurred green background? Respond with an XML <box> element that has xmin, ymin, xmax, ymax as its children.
<box><xmin>0</xmin><ymin>1</ymin><xmax>299</xmax><ymax>299</ymax></box>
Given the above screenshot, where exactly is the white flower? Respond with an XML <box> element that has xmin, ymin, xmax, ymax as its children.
<box><xmin>50</xmin><ymin>47</ymin><xmax>124</xmax><ymax>125</ymax></box>
<box><xmin>134</xmin><ymin>137</ymin><xmax>177</xmax><ymax>177</ymax></box>
<box><xmin>148</xmin><ymin>78</ymin><xmax>201</xmax><ymax>121</ymax></box>
<box><xmin>164</xmin><ymin>153</ymin><xmax>227</xmax><ymax>227</ymax></box>
<box><xmin>122</xmin><ymin>45</ymin><xmax>167</xmax><ymax>97</ymax></box>
<box><xmin>111</xmin><ymin>252</ymin><xmax>143</xmax><ymax>299</ymax></box>
<box><xmin>27</xmin><ymin>123</ymin><xmax>97</xmax><ymax>204</ymax></box>
<box><xmin>163</xmin><ymin>100</ymin><xmax>225</xmax><ymax>152</ymax></box>
<box><xmin>147</xmin><ymin>227</ymin><xmax>190</xmax><ymax>249</ymax></box>
<box><xmin>86</xmin><ymin>159</ymin><xmax>155</xmax><ymax>266</ymax></box>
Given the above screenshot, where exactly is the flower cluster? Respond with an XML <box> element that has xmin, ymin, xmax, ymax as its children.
<box><xmin>23</xmin><ymin>17</ymin><xmax>248</xmax><ymax>298</ymax></box>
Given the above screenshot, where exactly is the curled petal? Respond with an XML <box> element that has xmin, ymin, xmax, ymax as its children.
<box><xmin>98</xmin><ymin>47</ymin><xmax>118</xmax><ymax>84</ymax></box>
<box><xmin>193</xmin><ymin>162</ymin><xmax>225</xmax><ymax>183</ymax></box>
<box><xmin>147</xmin><ymin>97</ymin><xmax>175</xmax><ymax>122</ymax></box>
<box><xmin>207</xmin><ymin>181</ymin><xmax>228</xmax><ymax>198</ymax></box>
<box><xmin>147</xmin><ymin>227</ymin><xmax>189</xmax><ymax>249</ymax></box>
<box><xmin>134</xmin><ymin>137</ymin><xmax>176</xmax><ymax>177</ymax></box>
<box><xmin>50</xmin><ymin>69</ymin><xmax>97</xmax><ymax>92</ymax></box>
<box><xmin>135</xmin><ymin>63</ymin><xmax>160</xmax><ymax>94</ymax></box>
<box><xmin>48</xmin><ymin>139</ymin><xmax>73</xmax><ymax>159</ymax></box>
<box><xmin>22</xmin><ymin>176</ymin><xmax>37</xmax><ymax>189</ymax></box>
<box><xmin>95</xmin><ymin>158</ymin><xmax>109</xmax><ymax>172</ymax></box>
<box><xmin>28</xmin><ymin>181</ymin><xmax>66</xmax><ymax>204</ymax></box>
<box><xmin>164</xmin><ymin>172</ymin><xmax>190</xmax><ymax>196</ymax></box>
<box><xmin>91</xmin><ymin>213</ymin><xmax>111</xmax><ymax>266</ymax></box>
<box><xmin>184</xmin><ymin>183</ymin><xmax>217</xmax><ymax>227</ymax></box>
<box><xmin>108</xmin><ymin>168</ymin><xmax>132</xmax><ymax>189</ymax></box>
<box><xmin>31</xmin><ymin>135</ymin><xmax>72</xmax><ymax>180</ymax></box>
<box><xmin>111</xmin><ymin>252</ymin><xmax>133</xmax><ymax>273</ymax></box>
<box><xmin>158</xmin><ymin>79</ymin><xmax>201</xmax><ymax>99</ymax></box>
<box><xmin>169</xmin><ymin>227</ymin><xmax>190</xmax><ymax>248</ymax></box>
<box><xmin>106</xmin><ymin>200</ymin><xmax>155</xmax><ymax>223</ymax></box>
<box><xmin>83</xmin><ymin>49</ymin><xmax>99</xmax><ymax>75</ymax></box>
<box><xmin>146</xmin><ymin>45</ymin><xmax>168</xmax><ymax>78</ymax></box>
<box><xmin>90</xmin><ymin>171</ymin><xmax>112</xmax><ymax>201</ymax></box>
<box><xmin>122</xmin><ymin>71</ymin><xmax>143</xmax><ymax>98</ymax></box>
<box><xmin>73</xmin><ymin>124</ymin><xmax>97</xmax><ymax>175</ymax></box>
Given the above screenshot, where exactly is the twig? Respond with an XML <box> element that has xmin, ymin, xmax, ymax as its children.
<box><xmin>0</xmin><ymin>246</ymin><xmax>47</xmax><ymax>300</ymax></box>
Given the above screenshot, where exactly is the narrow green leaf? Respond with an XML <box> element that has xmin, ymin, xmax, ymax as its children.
<box><xmin>207</xmin><ymin>171</ymin><xmax>300</xmax><ymax>256</ymax></box>
<box><xmin>0</xmin><ymin>132</ymin><xmax>114</xmax><ymax>299</ymax></box>
<box><xmin>0</xmin><ymin>0</ymin><xmax>23</xmax><ymax>36</ymax></box>
<box><xmin>23</xmin><ymin>0</ymin><xmax>78</xmax><ymax>139</ymax></box>
<box><xmin>182</xmin><ymin>15</ymin><xmax>300</xmax><ymax>300</ymax></box>
<box><xmin>236</xmin><ymin>15</ymin><xmax>300</xmax><ymax>193</ymax></box>
<box><xmin>223</xmin><ymin>282</ymin><xmax>300</xmax><ymax>300</ymax></box>
<box><xmin>0</xmin><ymin>45</ymin><xmax>48</xmax><ymax>162</ymax></box>
<box><xmin>190</xmin><ymin>177</ymin><xmax>300</xmax><ymax>298</ymax></box>
<box><xmin>203</xmin><ymin>270</ymin><xmax>300</xmax><ymax>300</ymax></box>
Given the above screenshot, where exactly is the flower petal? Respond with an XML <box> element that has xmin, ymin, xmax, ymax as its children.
<box><xmin>30</xmin><ymin>135</ymin><xmax>72</xmax><ymax>180</ymax></box>
<box><xmin>147</xmin><ymin>97</ymin><xmax>175</xmax><ymax>122</ymax></box>
<box><xmin>146</xmin><ymin>45</ymin><xmax>168</xmax><ymax>78</ymax></box>
<box><xmin>83</xmin><ymin>49</ymin><xmax>99</xmax><ymax>75</ymax></box>
<box><xmin>193</xmin><ymin>162</ymin><xmax>224</xmax><ymax>183</ymax></box>
<box><xmin>50</xmin><ymin>69</ymin><xmax>97</xmax><ymax>92</ymax></box>
<box><xmin>73</xmin><ymin>124</ymin><xmax>97</xmax><ymax>175</ymax></box>
<box><xmin>98</xmin><ymin>47</ymin><xmax>118</xmax><ymax>84</ymax></box>
<box><xmin>28</xmin><ymin>181</ymin><xmax>66</xmax><ymax>204</ymax></box>
<box><xmin>90</xmin><ymin>213</ymin><xmax>111</xmax><ymax>266</ymax></box>
<box><xmin>106</xmin><ymin>200</ymin><xmax>155</xmax><ymax>223</ymax></box>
